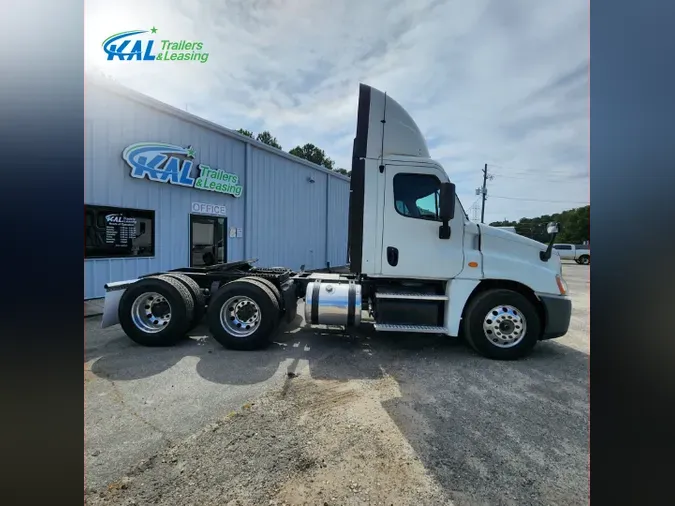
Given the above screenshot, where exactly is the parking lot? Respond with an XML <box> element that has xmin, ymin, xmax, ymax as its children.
<box><xmin>85</xmin><ymin>262</ymin><xmax>589</xmax><ymax>505</ymax></box>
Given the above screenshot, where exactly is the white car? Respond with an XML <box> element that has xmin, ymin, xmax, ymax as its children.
<box><xmin>552</xmin><ymin>244</ymin><xmax>590</xmax><ymax>265</ymax></box>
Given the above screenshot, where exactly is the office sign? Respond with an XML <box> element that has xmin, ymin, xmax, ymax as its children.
<box><xmin>122</xmin><ymin>142</ymin><xmax>243</xmax><ymax>197</ymax></box>
<box><xmin>191</xmin><ymin>202</ymin><xmax>227</xmax><ymax>216</ymax></box>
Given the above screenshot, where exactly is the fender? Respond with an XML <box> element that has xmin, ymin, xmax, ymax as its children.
<box><xmin>444</xmin><ymin>278</ymin><xmax>481</xmax><ymax>336</ymax></box>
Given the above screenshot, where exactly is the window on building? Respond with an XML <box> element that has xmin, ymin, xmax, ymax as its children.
<box><xmin>393</xmin><ymin>173</ymin><xmax>442</xmax><ymax>221</ymax></box>
<box><xmin>85</xmin><ymin>205</ymin><xmax>155</xmax><ymax>259</ymax></box>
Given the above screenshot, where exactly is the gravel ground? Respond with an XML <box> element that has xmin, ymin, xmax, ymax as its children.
<box><xmin>85</xmin><ymin>262</ymin><xmax>589</xmax><ymax>505</ymax></box>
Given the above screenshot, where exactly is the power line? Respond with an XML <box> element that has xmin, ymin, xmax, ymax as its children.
<box><xmin>488</xmin><ymin>163</ymin><xmax>571</xmax><ymax>174</ymax></box>
<box><xmin>487</xmin><ymin>164</ymin><xmax>585</xmax><ymax>179</ymax></box>
<box><xmin>490</xmin><ymin>172</ymin><xmax>587</xmax><ymax>182</ymax></box>
<box><xmin>489</xmin><ymin>195</ymin><xmax>590</xmax><ymax>204</ymax></box>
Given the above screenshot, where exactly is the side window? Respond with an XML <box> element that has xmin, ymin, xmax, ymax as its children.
<box><xmin>553</xmin><ymin>244</ymin><xmax>572</xmax><ymax>250</ymax></box>
<box><xmin>395</xmin><ymin>200</ymin><xmax>410</xmax><ymax>214</ymax></box>
<box><xmin>393</xmin><ymin>173</ymin><xmax>441</xmax><ymax>221</ymax></box>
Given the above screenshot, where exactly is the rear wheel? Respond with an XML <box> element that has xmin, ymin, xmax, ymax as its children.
<box><xmin>163</xmin><ymin>273</ymin><xmax>206</xmax><ymax>331</ymax></box>
<box><xmin>248</xmin><ymin>277</ymin><xmax>282</xmax><ymax>311</ymax></box>
<box><xmin>118</xmin><ymin>276</ymin><xmax>194</xmax><ymax>346</ymax></box>
<box><xmin>578</xmin><ymin>255</ymin><xmax>590</xmax><ymax>265</ymax></box>
<box><xmin>207</xmin><ymin>277</ymin><xmax>280</xmax><ymax>350</ymax></box>
<box><xmin>463</xmin><ymin>289</ymin><xmax>541</xmax><ymax>360</ymax></box>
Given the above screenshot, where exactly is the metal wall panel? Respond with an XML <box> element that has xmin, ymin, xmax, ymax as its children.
<box><xmin>246</xmin><ymin>147</ymin><xmax>328</xmax><ymax>271</ymax></box>
<box><xmin>85</xmin><ymin>85</ymin><xmax>247</xmax><ymax>299</ymax></box>
<box><xmin>84</xmin><ymin>80</ymin><xmax>352</xmax><ymax>299</ymax></box>
<box><xmin>327</xmin><ymin>176</ymin><xmax>351</xmax><ymax>266</ymax></box>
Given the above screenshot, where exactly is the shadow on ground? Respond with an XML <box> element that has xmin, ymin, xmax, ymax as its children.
<box><xmin>87</xmin><ymin>312</ymin><xmax>589</xmax><ymax>505</ymax></box>
<box><xmin>88</xmin><ymin>314</ymin><xmax>407</xmax><ymax>385</ymax></box>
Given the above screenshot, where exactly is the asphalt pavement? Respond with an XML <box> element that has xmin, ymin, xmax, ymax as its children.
<box><xmin>85</xmin><ymin>262</ymin><xmax>589</xmax><ymax>505</ymax></box>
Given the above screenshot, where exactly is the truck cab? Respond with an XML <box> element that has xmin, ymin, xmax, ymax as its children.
<box><xmin>101</xmin><ymin>83</ymin><xmax>572</xmax><ymax>361</ymax></box>
<box><xmin>334</xmin><ymin>84</ymin><xmax>571</xmax><ymax>358</ymax></box>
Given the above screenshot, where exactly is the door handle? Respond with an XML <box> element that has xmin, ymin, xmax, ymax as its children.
<box><xmin>386</xmin><ymin>246</ymin><xmax>399</xmax><ymax>267</ymax></box>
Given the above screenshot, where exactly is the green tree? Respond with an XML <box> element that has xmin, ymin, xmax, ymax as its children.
<box><xmin>289</xmin><ymin>143</ymin><xmax>335</xmax><ymax>170</ymax></box>
<box><xmin>237</xmin><ymin>128</ymin><xmax>254</xmax><ymax>138</ymax></box>
<box><xmin>256</xmin><ymin>131</ymin><xmax>282</xmax><ymax>149</ymax></box>
<box><xmin>334</xmin><ymin>168</ymin><xmax>351</xmax><ymax>176</ymax></box>
<box><xmin>489</xmin><ymin>205</ymin><xmax>589</xmax><ymax>244</ymax></box>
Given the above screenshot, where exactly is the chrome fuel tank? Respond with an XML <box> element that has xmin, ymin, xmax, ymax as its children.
<box><xmin>304</xmin><ymin>280</ymin><xmax>362</xmax><ymax>326</ymax></box>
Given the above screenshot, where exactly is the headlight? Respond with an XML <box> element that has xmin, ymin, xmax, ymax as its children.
<box><xmin>555</xmin><ymin>274</ymin><xmax>568</xmax><ymax>295</ymax></box>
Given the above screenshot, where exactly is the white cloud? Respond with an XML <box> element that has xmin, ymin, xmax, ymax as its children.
<box><xmin>86</xmin><ymin>0</ymin><xmax>588</xmax><ymax>222</ymax></box>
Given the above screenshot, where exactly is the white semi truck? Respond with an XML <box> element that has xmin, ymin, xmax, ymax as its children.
<box><xmin>101</xmin><ymin>84</ymin><xmax>572</xmax><ymax>360</ymax></box>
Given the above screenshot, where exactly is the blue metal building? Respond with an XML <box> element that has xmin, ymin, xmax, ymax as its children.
<box><xmin>84</xmin><ymin>76</ymin><xmax>350</xmax><ymax>300</ymax></box>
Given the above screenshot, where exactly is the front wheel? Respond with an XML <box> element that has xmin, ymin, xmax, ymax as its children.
<box><xmin>462</xmin><ymin>289</ymin><xmax>541</xmax><ymax>360</ymax></box>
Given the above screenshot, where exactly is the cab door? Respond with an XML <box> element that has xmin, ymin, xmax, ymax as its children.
<box><xmin>379</xmin><ymin>164</ymin><xmax>465</xmax><ymax>279</ymax></box>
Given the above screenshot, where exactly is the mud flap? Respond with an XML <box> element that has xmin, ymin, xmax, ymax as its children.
<box><xmin>281</xmin><ymin>280</ymin><xmax>298</xmax><ymax>323</ymax></box>
<box><xmin>101</xmin><ymin>279</ymin><xmax>139</xmax><ymax>328</ymax></box>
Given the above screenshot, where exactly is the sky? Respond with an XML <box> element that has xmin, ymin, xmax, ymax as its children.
<box><xmin>85</xmin><ymin>0</ymin><xmax>589</xmax><ymax>224</ymax></box>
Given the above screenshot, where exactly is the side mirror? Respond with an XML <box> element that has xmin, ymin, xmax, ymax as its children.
<box><xmin>438</xmin><ymin>182</ymin><xmax>456</xmax><ymax>240</ymax></box>
<box><xmin>540</xmin><ymin>222</ymin><xmax>562</xmax><ymax>262</ymax></box>
<box><xmin>439</xmin><ymin>182</ymin><xmax>456</xmax><ymax>221</ymax></box>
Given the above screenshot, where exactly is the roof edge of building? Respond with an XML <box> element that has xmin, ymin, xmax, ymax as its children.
<box><xmin>85</xmin><ymin>72</ymin><xmax>352</xmax><ymax>183</ymax></box>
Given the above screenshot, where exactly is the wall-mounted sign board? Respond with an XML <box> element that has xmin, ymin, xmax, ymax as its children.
<box><xmin>123</xmin><ymin>142</ymin><xmax>243</xmax><ymax>197</ymax></box>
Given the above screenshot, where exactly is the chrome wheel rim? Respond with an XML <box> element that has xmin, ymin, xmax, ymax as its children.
<box><xmin>131</xmin><ymin>292</ymin><xmax>172</xmax><ymax>333</ymax></box>
<box><xmin>220</xmin><ymin>296</ymin><xmax>262</xmax><ymax>337</ymax></box>
<box><xmin>581</xmin><ymin>257</ymin><xmax>589</xmax><ymax>264</ymax></box>
<box><xmin>482</xmin><ymin>305</ymin><xmax>527</xmax><ymax>348</ymax></box>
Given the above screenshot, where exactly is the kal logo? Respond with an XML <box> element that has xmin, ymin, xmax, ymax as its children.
<box><xmin>105</xmin><ymin>214</ymin><xmax>136</xmax><ymax>225</ymax></box>
<box><xmin>122</xmin><ymin>143</ymin><xmax>243</xmax><ymax>197</ymax></box>
<box><xmin>103</xmin><ymin>29</ymin><xmax>157</xmax><ymax>61</ymax></box>
<box><xmin>102</xmin><ymin>27</ymin><xmax>210</xmax><ymax>63</ymax></box>
<box><xmin>123</xmin><ymin>143</ymin><xmax>197</xmax><ymax>186</ymax></box>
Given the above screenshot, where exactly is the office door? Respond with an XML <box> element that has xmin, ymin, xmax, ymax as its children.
<box><xmin>189</xmin><ymin>214</ymin><xmax>226</xmax><ymax>267</ymax></box>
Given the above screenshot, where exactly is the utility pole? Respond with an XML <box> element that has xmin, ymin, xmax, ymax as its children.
<box><xmin>480</xmin><ymin>163</ymin><xmax>488</xmax><ymax>224</ymax></box>
<box><xmin>475</xmin><ymin>164</ymin><xmax>494</xmax><ymax>223</ymax></box>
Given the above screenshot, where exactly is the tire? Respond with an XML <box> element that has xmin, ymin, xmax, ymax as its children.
<box><xmin>248</xmin><ymin>276</ymin><xmax>283</xmax><ymax>309</ymax></box>
<box><xmin>163</xmin><ymin>273</ymin><xmax>206</xmax><ymax>331</ymax></box>
<box><xmin>578</xmin><ymin>255</ymin><xmax>590</xmax><ymax>265</ymax></box>
<box><xmin>574</xmin><ymin>259</ymin><xmax>581</xmax><ymax>264</ymax></box>
<box><xmin>207</xmin><ymin>277</ymin><xmax>280</xmax><ymax>350</ymax></box>
<box><xmin>462</xmin><ymin>289</ymin><xmax>541</xmax><ymax>360</ymax></box>
<box><xmin>118</xmin><ymin>276</ymin><xmax>194</xmax><ymax>347</ymax></box>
